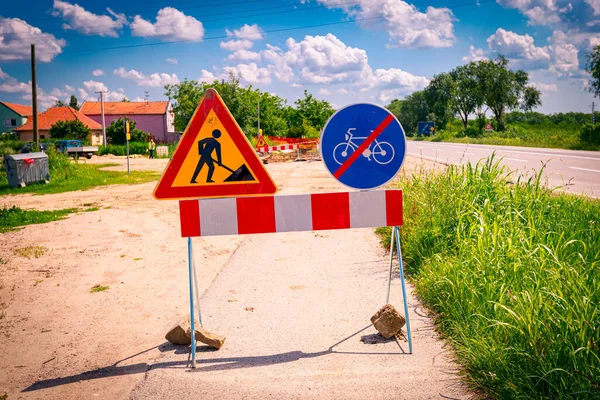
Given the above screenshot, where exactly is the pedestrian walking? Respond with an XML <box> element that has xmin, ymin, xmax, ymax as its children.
<box><xmin>148</xmin><ymin>138</ymin><xmax>156</xmax><ymax>159</ymax></box>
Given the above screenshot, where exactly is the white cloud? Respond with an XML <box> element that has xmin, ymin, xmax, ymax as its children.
<box><xmin>318</xmin><ymin>88</ymin><xmax>331</xmax><ymax>95</ymax></box>
<box><xmin>586</xmin><ymin>0</ymin><xmax>600</xmax><ymax>15</ymax></box>
<box><xmin>81</xmin><ymin>80</ymin><xmax>124</xmax><ymax>101</ymax></box>
<box><xmin>549</xmin><ymin>30</ymin><xmax>580</xmax><ymax>77</ymax></box>
<box><xmin>113</xmin><ymin>67</ymin><xmax>180</xmax><ymax>87</ymax></box>
<box><xmin>51</xmin><ymin>0</ymin><xmax>126</xmax><ymax>37</ymax></box>
<box><xmin>367</xmin><ymin>68</ymin><xmax>430</xmax><ymax>102</ymax></box>
<box><xmin>292</xmin><ymin>83</ymin><xmax>303</xmax><ymax>88</ymax></box>
<box><xmin>227</xmin><ymin>49</ymin><xmax>261</xmax><ymax>61</ymax></box>
<box><xmin>226</xmin><ymin>24</ymin><xmax>264</xmax><ymax>41</ymax></box>
<box><xmin>264</xmin><ymin>34</ymin><xmax>370</xmax><ymax>84</ymax></box>
<box><xmin>338</xmin><ymin>88</ymin><xmax>348</xmax><ymax>94</ymax></box>
<box><xmin>318</xmin><ymin>0</ymin><xmax>455</xmax><ymax>48</ymax></box>
<box><xmin>224</xmin><ymin>63</ymin><xmax>271</xmax><ymax>84</ymax></box>
<box><xmin>0</xmin><ymin>68</ymin><xmax>31</xmax><ymax>93</ymax></box>
<box><xmin>92</xmin><ymin>69</ymin><xmax>105</xmax><ymax>76</ymax></box>
<box><xmin>462</xmin><ymin>45</ymin><xmax>488</xmax><ymax>63</ymax></box>
<box><xmin>0</xmin><ymin>17</ymin><xmax>65</xmax><ymax>62</ymax></box>
<box><xmin>199</xmin><ymin>69</ymin><xmax>222</xmax><ymax>84</ymax></box>
<box><xmin>131</xmin><ymin>7</ymin><xmax>204</xmax><ymax>41</ymax></box>
<box><xmin>166</xmin><ymin>58</ymin><xmax>178</xmax><ymax>64</ymax></box>
<box><xmin>487</xmin><ymin>28</ymin><xmax>551</xmax><ymax>69</ymax></box>
<box><xmin>220</xmin><ymin>39</ymin><xmax>253</xmax><ymax>51</ymax></box>
<box><xmin>530</xmin><ymin>82</ymin><xmax>558</xmax><ymax>94</ymax></box>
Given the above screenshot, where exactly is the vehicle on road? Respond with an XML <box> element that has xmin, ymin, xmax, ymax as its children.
<box><xmin>20</xmin><ymin>142</ymin><xmax>50</xmax><ymax>153</ymax></box>
<box><xmin>55</xmin><ymin>140</ymin><xmax>98</xmax><ymax>159</ymax></box>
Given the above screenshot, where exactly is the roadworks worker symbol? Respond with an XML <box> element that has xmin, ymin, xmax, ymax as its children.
<box><xmin>255</xmin><ymin>135</ymin><xmax>268</xmax><ymax>149</ymax></box>
<box><xmin>153</xmin><ymin>89</ymin><xmax>277</xmax><ymax>200</ymax></box>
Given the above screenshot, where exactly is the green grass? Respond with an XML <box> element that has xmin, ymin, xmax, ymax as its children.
<box><xmin>90</xmin><ymin>284</ymin><xmax>109</xmax><ymax>293</ymax></box>
<box><xmin>0</xmin><ymin>206</ymin><xmax>79</xmax><ymax>233</ymax></box>
<box><xmin>378</xmin><ymin>156</ymin><xmax>600</xmax><ymax>398</ymax></box>
<box><xmin>419</xmin><ymin>121</ymin><xmax>600</xmax><ymax>151</ymax></box>
<box><xmin>0</xmin><ymin>149</ymin><xmax>159</xmax><ymax>196</ymax></box>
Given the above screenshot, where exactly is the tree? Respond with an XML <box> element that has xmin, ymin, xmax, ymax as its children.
<box><xmin>586</xmin><ymin>45</ymin><xmax>600</xmax><ymax>98</ymax></box>
<box><xmin>448</xmin><ymin>64</ymin><xmax>478</xmax><ymax>129</ymax></box>
<box><xmin>386</xmin><ymin>91</ymin><xmax>428</xmax><ymax>134</ymax></box>
<box><xmin>69</xmin><ymin>95</ymin><xmax>79</xmax><ymax>110</ymax></box>
<box><xmin>49</xmin><ymin>120</ymin><xmax>91</xmax><ymax>141</ymax></box>
<box><xmin>424</xmin><ymin>72</ymin><xmax>455</xmax><ymax>129</ymax></box>
<box><xmin>165</xmin><ymin>79</ymin><xmax>204</xmax><ymax>132</ymax></box>
<box><xmin>295</xmin><ymin>90</ymin><xmax>335</xmax><ymax>130</ymax></box>
<box><xmin>106</xmin><ymin>118</ymin><xmax>149</xmax><ymax>144</ymax></box>
<box><xmin>53</xmin><ymin>100</ymin><xmax>66</xmax><ymax>107</ymax></box>
<box><xmin>480</xmin><ymin>56</ymin><xmax>541</xmax><ymax>130</ymax></box>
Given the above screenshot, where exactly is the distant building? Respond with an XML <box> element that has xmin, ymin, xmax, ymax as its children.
<box><xmin>16</xmin><ymin>106</ymin><xmax>103</xmax><ymax>144</ymax></box>
<box><xmin>80</xmin><ymin>101</ymin><xmax>177</xmax><ymax>143</ymax></box>
<box><xmin>0</xmin><ymin>101</ymin><xmax>33</xmax><ymax>134</ymax></box>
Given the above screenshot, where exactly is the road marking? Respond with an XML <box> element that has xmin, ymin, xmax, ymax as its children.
<box><xmin>504</xmin><ymin>158</ymin><xmax>529</xmax><ymax>163</ymax></box>
<box><xmin>455</xmin><ymin>151</ymin><xmax>475</xmax><ymax>155</ymax></box>
<box><xmin>416</xmin><ymin>142</ymin><xmax>600</xmax><ymax>161</ymax></box>
<box><xmin>569</xmin><ymin>167</ymin><xmax>600</xmax><ymax>173</ymax></box>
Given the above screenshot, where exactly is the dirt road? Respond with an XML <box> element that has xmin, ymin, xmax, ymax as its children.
<box><xmin>0</xmin><ymin>156</ymin><xmax>469</xmax><ymax>399</ymax></box>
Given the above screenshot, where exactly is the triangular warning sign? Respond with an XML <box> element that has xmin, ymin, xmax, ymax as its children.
<box><xmin>154</xmin><ymin>89</ymin><xmax>277</xmax><ymax>200</ymax></box>
<box><xmin>255</xmin><ymin>135</ymin><xmax>268</xmax><ymax>149</ymax></box>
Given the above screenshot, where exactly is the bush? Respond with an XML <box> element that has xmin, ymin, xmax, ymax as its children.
<box><xmin>0</xmin><ymin>140</ymin><xmax>26</xmax><ymax>156</ymax></box>
<box><xmin>106</xmin><ymin>118</ymin><xmax>149</xmax><ymax>145</ymax></box>
<box><xmin>579</xmin><ymin>123</ymin><xmax>600</xmax><ymax>145</ymax></box>
<box><xmin>0</xmin><ymin>132</ymin><xmax>19</xmax><ymax>141</ymax></box>
<box><xmin>49</xmin><ymin>120</ymin><xmax>91</xmax><ymax>142</ymax></box>
<box><xmin>98</xmin><ymin>142</ymin><xmax>148</xmax><ymax>156</ymax></box>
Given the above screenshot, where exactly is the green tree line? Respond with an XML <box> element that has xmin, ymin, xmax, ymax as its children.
<box><xmin>387</xmin><ymin>56</ymin><xmax>543</xmax><ymax>135</ymax></box>
<box><xmin>165</xmin><ymin>73</ymin><xmax>335</xmax><ymax>138</ymax></box>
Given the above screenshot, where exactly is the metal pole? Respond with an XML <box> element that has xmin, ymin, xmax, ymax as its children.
<box><xmin>187</xmin><ymin>237</ymin><xmax>197</xmax><ymax>368</ymax></box>
<box><xmin>191</xmin><ymin>240</ymin><xmax>203</xmax><ymax>326</ymax></box>
<box><xmin>98</xmin><ymin>91</ymin><xmax>107</xmax><ymax>145</ymax></box>
<box><xmin>394</xmin><ymin>226</ymin><xmax>413</xmax><ymax>354</ymax></box>
<box><xmin>30</xmin><ymin>44</ymin><xmax>38</xmax><ymax>146</ymax></box>
<box><xmin>125</xmin><ymin>119</ymin><xmax>130</xmax><ymax>175</ymax></box>
<box><xmin>386</xmin><ymin>228</ymin><xmax>394</xmax><ymax>304</ymax></box>
<box><xmin>592</xmin><ymin>102</ymin><xmax>596</xmax><ymax>125</ymax></box>
<box><xmin>257</xmin><ymin>97</ymin><xmax>260</xmax><ymax>137</ymax></box>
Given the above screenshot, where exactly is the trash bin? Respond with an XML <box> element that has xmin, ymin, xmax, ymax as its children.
<box><xmin>3</xmin><ymin>152</ymin><xmax>50</xmax><ymax>188</ymax></box>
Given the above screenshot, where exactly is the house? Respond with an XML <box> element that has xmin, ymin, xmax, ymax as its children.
<box><xmin>16</xmin><ymin>106</ymin><xmax>103</xmax><ymax>144</ymax></box>
<box><xmin>0</xmin><ymin>101</ymin><xmax>33</xmax><ymax>134</ymax></box>
<box><xmin>80</xmin><ymin>101</ymin><xmax>176</xmax><ymax>143</ymax></box>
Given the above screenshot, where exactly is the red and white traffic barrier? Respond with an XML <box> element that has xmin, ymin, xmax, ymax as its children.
<box><xmin>179</xmin><ymin>190</ymin><xmax>402</xmax><ymax>237</ymax></box>
<box><xmin>257</xmin><ymin>144</ymin><xmax>299</xmax><ymax>152</ymax></box>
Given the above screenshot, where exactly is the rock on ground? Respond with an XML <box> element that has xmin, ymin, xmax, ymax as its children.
<box><xmin>371</xmin><ymin>304</ymin><xmax>406</xmax><ymax>339</ymax></box>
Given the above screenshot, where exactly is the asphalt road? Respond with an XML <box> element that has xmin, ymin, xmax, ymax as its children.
<box><xmin>407</xmin><ymin>141</ymin><xmax>600</xmax><ymax>197</ymax></box>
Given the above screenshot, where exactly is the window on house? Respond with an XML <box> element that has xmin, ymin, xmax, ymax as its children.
<box><xmin>4</xmin><ymin>118</ymin><xmax>17</xmax><ymax>127</ymax></box>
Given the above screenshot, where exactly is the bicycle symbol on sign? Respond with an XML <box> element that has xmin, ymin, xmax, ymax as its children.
<box><xmin>333</xmin><ymin>128</ymin><xmax>395</xmax><ymax>165</ymax></box>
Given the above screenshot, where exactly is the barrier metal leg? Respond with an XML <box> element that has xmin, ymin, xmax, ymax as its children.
<box><xmin>394</xmin><ymin>226</ymin><xmax>413</xmax><ymax>354</ymax></box>
<box><xmin>187</xmin><ymin>237</ymin><xmax>197</xmax><ymax>368</ymax></box>
<box><xmin>191</xmin><ymin>243</ymin><xmax>203</xmax><ymax>326</ymax></box>
<box><xmin>386</xmin><ymin>228</ymin><xmax>395</xmax><ymax>304</ymax></box>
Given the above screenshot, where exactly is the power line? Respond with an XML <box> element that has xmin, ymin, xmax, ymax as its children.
<box><xmin>2</xmin><ymin>0</ymin><xmax>495</xmax><ymax>41</ymax></box>
<box><xmin>2</xmin><ymin>0</ymin><xmax>363</xmax><ymax>40</ymax></box>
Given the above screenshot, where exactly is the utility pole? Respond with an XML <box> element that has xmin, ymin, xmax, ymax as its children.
<box><xmin>591</xmin><ymin>102</ymin><xmax>596</xmax><ymax>125</ymax></box>
<box><xmin>30</xmin><ymin>44</ymin><xmax>38</xmax><ymax>146</ymax></box>
<box><xmin>144</xmin><ymin>91</ymin><xmax>149</xmax><ymax>104</ymax></box>
<box><xmin>257</xmin><ymin>96</ymin><xmax>260</xmax><ymax>137</ymax></box>
<box><xmin>96</xmin><ymin>91</ymin><xmax>107</xmax><ymax>145</ymax></box>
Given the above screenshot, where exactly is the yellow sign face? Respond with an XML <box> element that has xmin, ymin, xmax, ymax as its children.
<box><xmin>172</xmin><ymin>109</ymin><xmax>258</xmax><ymax>187</ymax></box>
<box><xmin>126</xmin><ymin>133</ymin><xmax>131</xmax><ymax>141</ymax></box>
<box><xmin>125</xmin><ymin>121</ymin><xmax>130</xmax><ymax>134</ymax></box>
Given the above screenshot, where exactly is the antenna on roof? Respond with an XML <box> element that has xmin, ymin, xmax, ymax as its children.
<box><xmin>144</xmin><ymin>91</ymin><xmax>149</xmax><ymax>104</ymax></box>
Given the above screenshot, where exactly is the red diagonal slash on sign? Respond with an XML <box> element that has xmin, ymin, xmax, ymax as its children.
<box><xmin>333</xmin><ymin>114</ymin><xmax>395</xmax><ymax>179</ymax></box>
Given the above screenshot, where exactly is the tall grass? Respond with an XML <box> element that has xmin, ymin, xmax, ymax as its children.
<box><xmin>380</xmin><ymin>156</ymin><xmax>600</xmax><ymax>398</ymax></box>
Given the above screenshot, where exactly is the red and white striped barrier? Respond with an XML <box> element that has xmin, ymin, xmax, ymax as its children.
<box><xmin>256</xmin><ymin>144</ymin><xmax>299</xmax><ymax>152</ymax></box>
<box><xmin>179</xmin><ymin>190</ymin><xmax>402</xmax><ymax>237</ymax></box>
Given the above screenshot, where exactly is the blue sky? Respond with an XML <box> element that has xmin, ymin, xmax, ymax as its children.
<box><xmin>0</xmin><ymin>0</ymin><xmax>598</xmax><ymax>113</ymax></box>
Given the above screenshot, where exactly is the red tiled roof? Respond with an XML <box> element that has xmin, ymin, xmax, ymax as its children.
<box><xmin>16</xmin><ymin>106</ymin><xmax>102</xmax><ymax>131</ymax></box>
<box><xmin>0</xmin><ymin>101</ymin><xmax>33</xmax><ymax>117</ymax></box>
<box><xmin>80</xmin><ymin>101</ymin><xmax>169</xmax><ymax>115</ymax></box>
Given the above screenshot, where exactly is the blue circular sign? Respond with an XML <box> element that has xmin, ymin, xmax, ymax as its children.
<box><xmin>320</xmin><ymin>103</ymin><xmax>406</xmax><ymax>190</ymax></box>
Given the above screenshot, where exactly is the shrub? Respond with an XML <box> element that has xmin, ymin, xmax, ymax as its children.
<box><xmin>106</xmin><ymin>118</ymin><xmax>149</xmax><ymax>145</ymax></box>
<box><xmin>98</xmin><ymin>143</ymin><xmax>148</xmax><ymax>156</ymax></box>
<box><xmin>579</xmin><ymin>123</ymin><xmax>600</xmax><ymax>145</ymax></box>
<box><xmin>49</xmin><ymin>120</ymin><xmax>91</xmax><ymax>142</ymax></box>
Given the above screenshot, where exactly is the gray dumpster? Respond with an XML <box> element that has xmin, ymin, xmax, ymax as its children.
<box><xmin>3</xmin><ymin>152</ymin><xmax>50</xmax><ymax>188</ymax></box>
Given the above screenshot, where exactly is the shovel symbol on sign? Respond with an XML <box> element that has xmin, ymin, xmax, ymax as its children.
<box><xmin>190</xmin><ymin>129</ymin><xmax>255</xmax><ymax>184</ymax></box>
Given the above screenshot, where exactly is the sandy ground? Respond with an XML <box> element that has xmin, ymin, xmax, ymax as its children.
<box><xmin>0</xmin><ymin>155</ymin><xmax>468</xmax><ymax>399</ymax></box>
